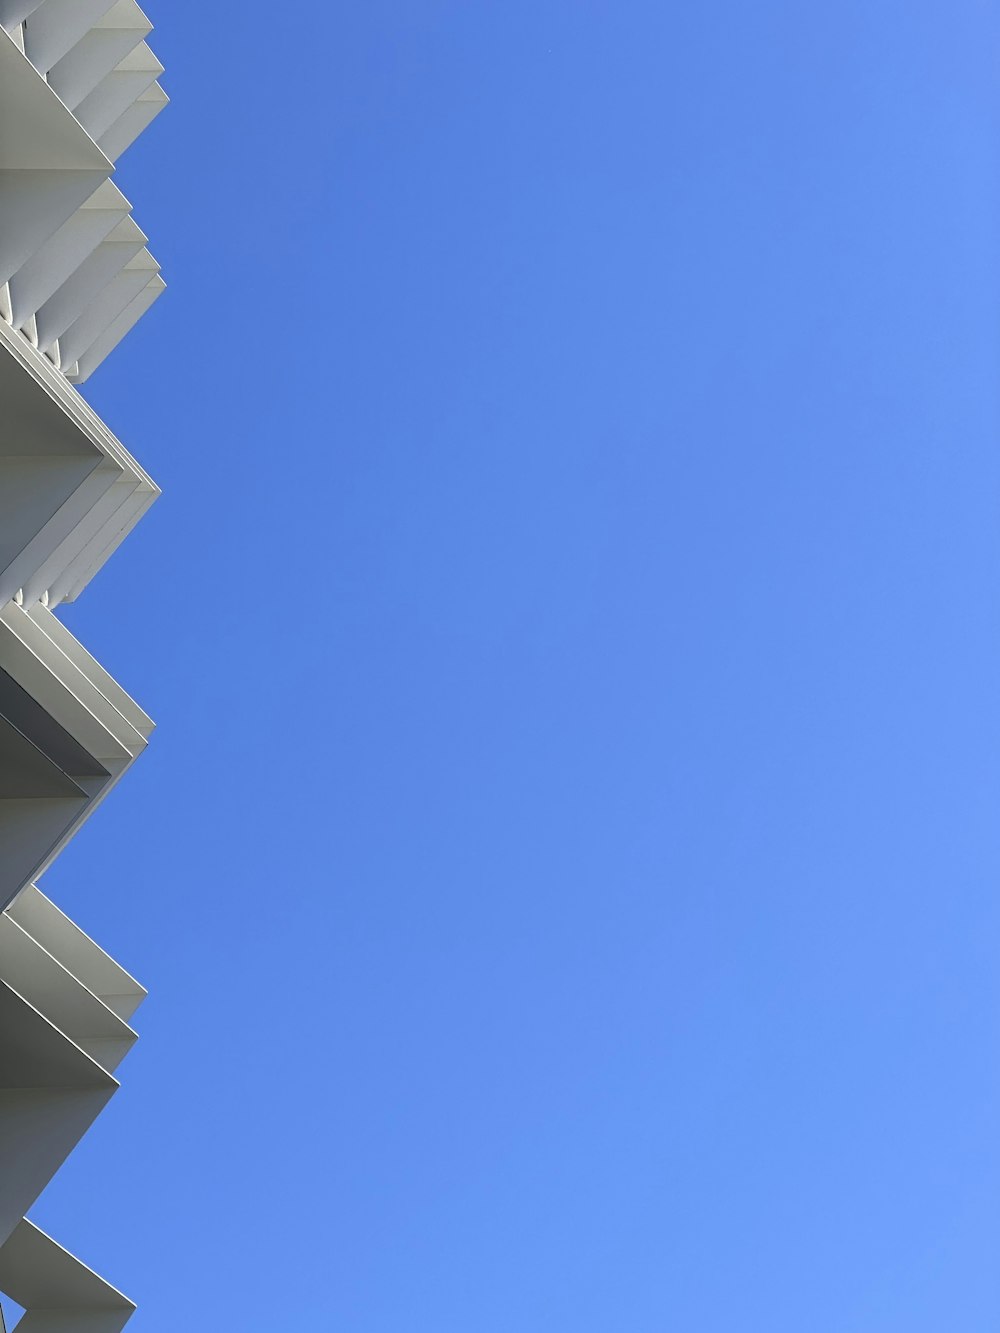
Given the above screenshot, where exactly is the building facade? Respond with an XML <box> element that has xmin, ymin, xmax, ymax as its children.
<box><xmin>0</xmin><ymin>3</ymin><xmax>167</xmax><ymax>1325</ymax></box>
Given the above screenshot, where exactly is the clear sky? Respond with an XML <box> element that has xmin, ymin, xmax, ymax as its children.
<box><xmin>26</xmin><ymin>2</ymin><xmax>1000</xmax><ymax>1329</ymax></box>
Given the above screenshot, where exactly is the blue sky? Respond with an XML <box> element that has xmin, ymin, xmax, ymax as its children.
<box><xmin>26</xmin><ymin>2</ymin><xmax>1000</xmax><ymax>1328</ymax></box>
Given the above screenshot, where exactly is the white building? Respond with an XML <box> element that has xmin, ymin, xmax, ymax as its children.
<box><xmin>0</xmin><ymin>3</ymin><xmax>167</xmax><ymax>1324</ymax></box>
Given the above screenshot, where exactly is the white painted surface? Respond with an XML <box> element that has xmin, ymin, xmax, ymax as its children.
<box><xmin>0</xmin><ymin>3</ymin><xmax>166</xmax><ymax>1320</ymax></box>
<box><xmin>0</xmin><ymin>8</ymin><xmax>166</xmax><ymax>380</ymax></box>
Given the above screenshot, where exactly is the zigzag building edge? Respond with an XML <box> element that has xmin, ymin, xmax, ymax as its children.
<box><xmin>0</xmin><ymin>1</ymin><xmax>168</xmax><ymax>1323</ymax></box>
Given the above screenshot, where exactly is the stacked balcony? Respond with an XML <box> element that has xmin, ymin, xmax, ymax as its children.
<box><xmin>0</xmin><ymin>2</ymin><xmax>166</xmax><ymax>383</ymax></box>
<box><xmin>0</xmin><ymin>1</ymin><xmax>167</xmax><ymax>1323</ymax></box>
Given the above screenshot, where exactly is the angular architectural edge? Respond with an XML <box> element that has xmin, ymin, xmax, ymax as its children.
<box><xmin>0</xmin><ymin>0</ymin><xmax>168</xmax><ymax>1322</ymax></box>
